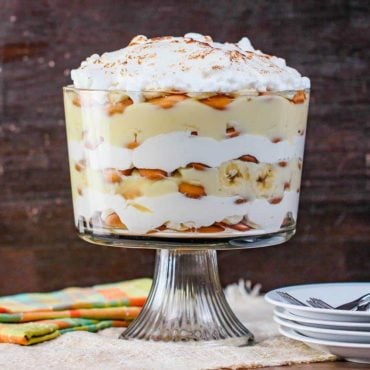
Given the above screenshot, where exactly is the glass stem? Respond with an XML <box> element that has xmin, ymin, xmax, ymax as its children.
<box><xmin>121</xmin><ymin>249</ymin><xmax>254</xmax><ymax>345</ymax></box>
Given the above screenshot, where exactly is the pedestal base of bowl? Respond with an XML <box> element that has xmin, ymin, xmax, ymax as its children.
<box><xmin>80</xmin><ymin>229</ymin><xmax>295</xmax><ymax>345</ymax></box>
<box><xmin>120</xmin><ymin>249</ymin><xmax>253</xmax><ymax>345</ymax></box>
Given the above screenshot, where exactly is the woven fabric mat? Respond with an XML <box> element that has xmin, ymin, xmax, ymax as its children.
<box><xmin>0</xmin><ymin>281</ymin><xmax>336</xmax><ymax>370</ymax></box>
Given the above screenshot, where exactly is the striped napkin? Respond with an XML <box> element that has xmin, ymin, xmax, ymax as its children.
<box><xmin>0</xmin><ymin>278</ymin><xmax>151</xmax><ymax>345</ymax></box>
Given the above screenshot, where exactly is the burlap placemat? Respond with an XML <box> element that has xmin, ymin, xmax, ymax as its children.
<box><xmin>0</xmin><ymin>280</ymin><xmax>336</xmax><ymax>369</ymax></box>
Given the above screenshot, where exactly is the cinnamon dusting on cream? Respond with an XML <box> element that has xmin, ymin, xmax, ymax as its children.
<box><xmin>71</xmin><ymin>33</ymin><xmax>310</xmax><ymax>101</ymax></box>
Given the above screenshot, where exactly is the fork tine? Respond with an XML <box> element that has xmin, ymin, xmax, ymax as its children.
<box><xmin>276</xmin><ymin>291</ymin><xmax>307</xmax><ymax>306</ymax></box>
<box><xmin>307</xmin><ymin>297</ymin><xmax>333</xmax><ymax>309</ymax></box>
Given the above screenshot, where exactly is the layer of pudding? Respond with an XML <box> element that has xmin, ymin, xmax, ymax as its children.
<box><xmin>64</xmin><ymin>89</ymin><xmax>308</xmax><ymax>237</ymax></box>
<box><xmin>64</xmin><ymin>90</ymin><xmax>308</xmax><ymax>146</ymax></box>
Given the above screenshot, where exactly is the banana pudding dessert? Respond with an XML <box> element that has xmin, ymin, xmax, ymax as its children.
<box><xmin>64</xmin><ymin>33</ymin><xmax>310</xmax><ymax>238</ymax></box>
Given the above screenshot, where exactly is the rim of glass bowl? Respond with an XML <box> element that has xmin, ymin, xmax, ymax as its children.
<box><xmin>63</xmin><ymin>85</ymin><xmax>310</xmax><ymax>96</ymax></box>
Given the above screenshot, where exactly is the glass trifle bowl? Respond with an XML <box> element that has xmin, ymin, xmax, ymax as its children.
<box><xmin>63</xmin><ymin>33</ymin><xmax>310</xmax><ymax>345</ymax></box>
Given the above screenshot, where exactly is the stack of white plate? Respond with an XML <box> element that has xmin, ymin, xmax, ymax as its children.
<box><xmin>265</xmin><ymin>283</ymin><xmax>370</xmax><ymax>364</ymax></box>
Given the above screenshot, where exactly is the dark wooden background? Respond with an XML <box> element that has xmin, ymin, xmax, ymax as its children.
<box><xmin>0</xmin><ymin>0</ymin><xmax>369</xmax><ymax>295</ymax></box>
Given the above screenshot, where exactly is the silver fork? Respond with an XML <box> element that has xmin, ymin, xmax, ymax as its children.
<box><xmin>306</xmin><ymin>297</ymin><xmax>333</xmax><ymax>309</ymax></box>
<box><xmin>336</xmin><ymin>293</ymin><xmax>370</xmax><ymax>310</ymax></box>
<box><xmin>277</xmin><ymin>291</ymin><xmax>370</xmax><ymax>310</ymax></box>
<box><xmin>276</xmin><ymin>291</ymin><xmax>308</xmax><ymax>306</ymax></box>
<box><xmin>307</xmin><ymin>294</ymin><xmax>370</xmax><ymax>310</ymax></box>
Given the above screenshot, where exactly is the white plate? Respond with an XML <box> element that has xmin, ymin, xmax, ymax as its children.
<box><xmin>275</xmin><ymin>316</ymin><xmax>370</xmax><ymax>343</ymax></box>
<box><xmin>279</xmin><ymin>325</ymin><xmax>370</xmax><ymax>364</ymax></box>
<box><xmin>265</xmin><ymin>283</ymin><xmax>370</xmax><ymax>322</ymax></box>
<box><xmin>274</xmin><ymin>307</ymin><xmax>370</xmax><ymax>331</ymax></box>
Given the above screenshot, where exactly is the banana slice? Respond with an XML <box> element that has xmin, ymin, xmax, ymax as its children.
<box><xmin>218</xmin><ymin>161</ymin><xmax>253</xmax><ymax>197</ymax></box>
<box><xmin>251</xmin><ymin>164</ymin><xmax>281</xmax><ymax>198</ymax></box>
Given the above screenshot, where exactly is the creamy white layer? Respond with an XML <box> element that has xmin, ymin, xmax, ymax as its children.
<box><xmin>71</xmin><ymin>33</ymin><xmax>310</xmax><ymax>100</ymax></box>
<box><xmin>68</xmin><ymin>132</ymin><xmax>305</xmax><ymax>172</ymax></box>
<box><xmin>75</xmin><ymin>189</ymin><xmax>299</xmax><ymax>235</ymax></box>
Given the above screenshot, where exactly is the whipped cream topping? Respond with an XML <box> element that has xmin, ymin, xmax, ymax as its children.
<box><xmin>71</xmin><ymin>33</ymin><xmax>310</xmax><ymax>96</ymax></box>
<box><xmin>68</xmin><ymin>132</ymin><xmax>305</xmax><ymax>172</ymax></box>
